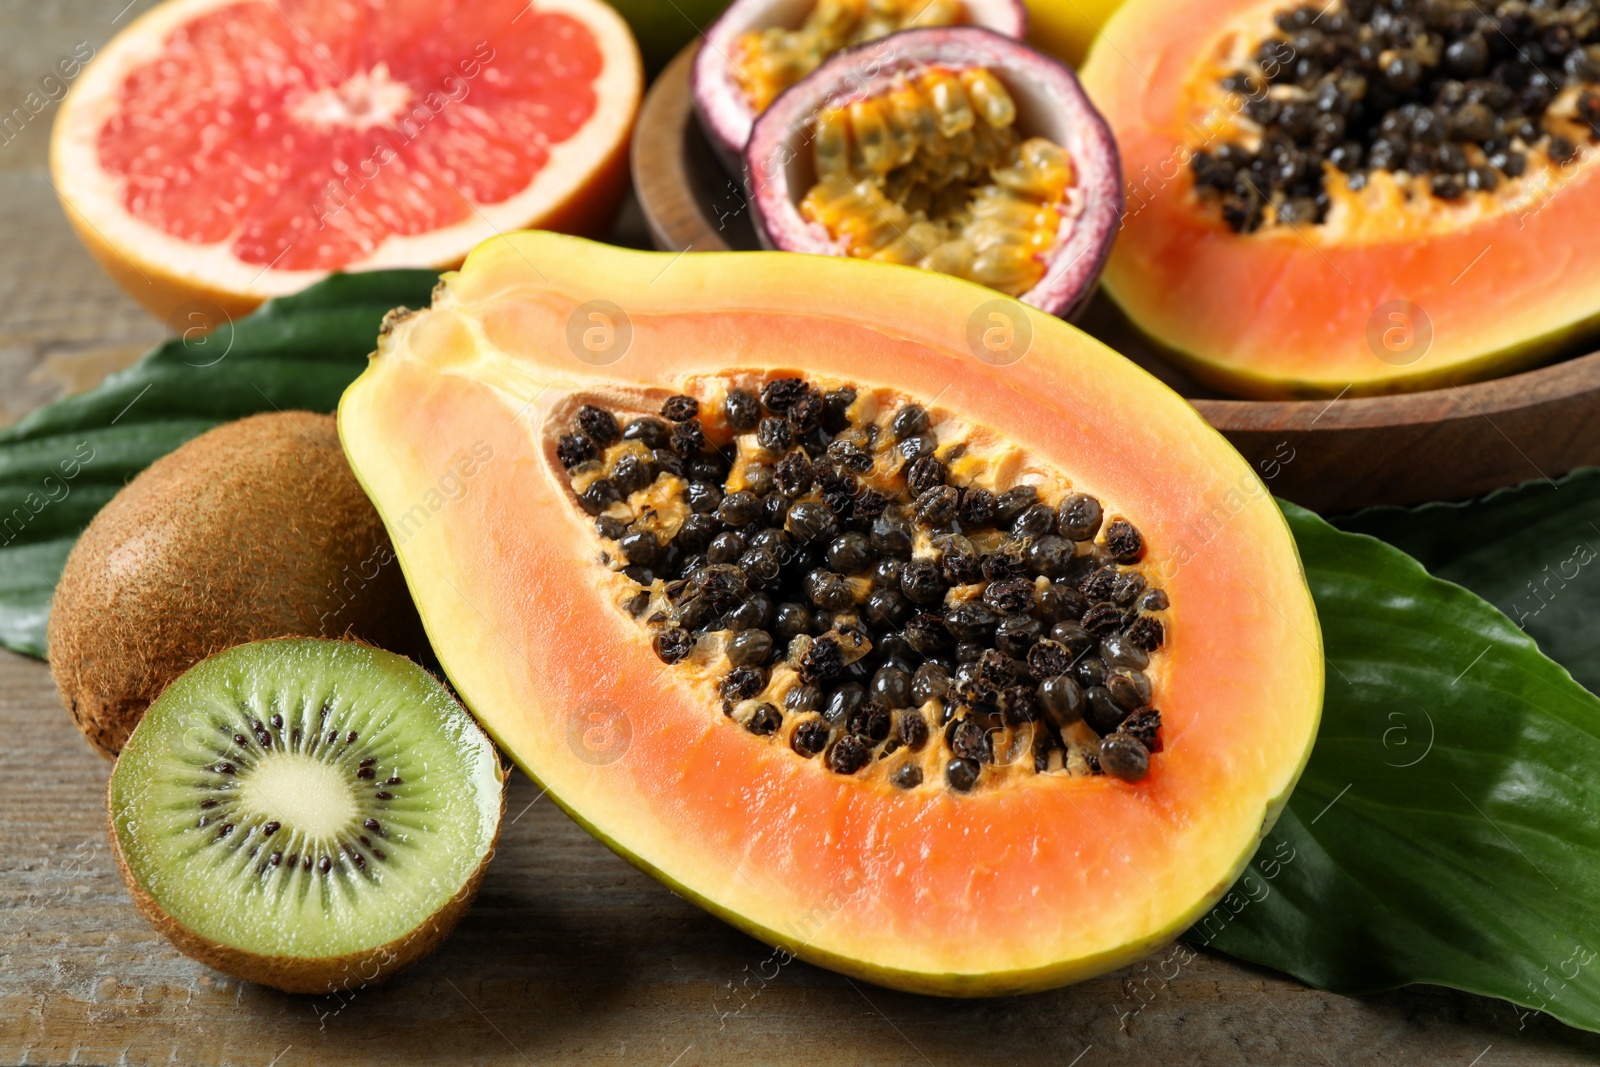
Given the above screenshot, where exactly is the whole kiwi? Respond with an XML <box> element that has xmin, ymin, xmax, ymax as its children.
<box><xmin>48</xmin><ymin>411</ymin><xmax>429</xmax><ymax>757</ymax></box>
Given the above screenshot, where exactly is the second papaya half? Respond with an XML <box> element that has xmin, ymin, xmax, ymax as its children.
<box><xmin>339</xmin><ymin>232</ymin><xmax>1322</xmax><ymax>994</ymax></box>
<box><xmin>1083</xmin><ymin>0</ymin><xmax>1600</xmax><ymax>397</ymax></box>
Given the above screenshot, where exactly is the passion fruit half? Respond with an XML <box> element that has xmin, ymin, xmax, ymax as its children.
<box><xmin>692</xmin><ymin>0</ymin><xmax>1028</xmax><ymax>165</ymax></box>
<box><xmin>746</xmin><ymin>27</ymin><xmax>1123</xmax><ymax>317</ymax></box>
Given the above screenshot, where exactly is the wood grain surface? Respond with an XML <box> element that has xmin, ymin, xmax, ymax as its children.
<box><xmin>634</xmin><ymin>45</ymin><xmax>1600</xmax><ymax>514</ymax></box>
<box><xmin>5</xmin><ymin>4</ymin><xmax>1600</xmax><ymax>1065</ymax></box>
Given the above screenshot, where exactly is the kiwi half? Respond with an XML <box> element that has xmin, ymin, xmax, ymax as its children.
<box><xmin>108</xmin><ymin>638</ymin><xmax>505</xmax><ymax>994</ymax></box>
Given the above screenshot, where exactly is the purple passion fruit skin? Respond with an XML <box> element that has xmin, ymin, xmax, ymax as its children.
<box><xmin>744</xmin><ymin>27</ymin><xmax>1123</xmax><ymax>320</ymax></box>
<box><xmin>692</xmin><ymin>0</ymin><xmax>1027</xmax><ymax>168</ymax></box>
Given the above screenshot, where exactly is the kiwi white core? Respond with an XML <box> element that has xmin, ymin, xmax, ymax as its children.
<box><xmin>239</xmin><ymin>753</ymin><xmax>359</xmax><ymax>840</ymax></box>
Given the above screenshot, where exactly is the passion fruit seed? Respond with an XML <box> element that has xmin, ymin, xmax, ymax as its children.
<box><xmin>1195</xmin><ymin>0</ymin><xmax>1600</xmax><ymax>231</ymax></box>
<box><xmin>558</xmin><ymin>378</ymin><xmax>1171</xmax><ymax>789</ymax></box>
<box><xmin>800</xmin><ymin>66</ymin><xmax>1076</xmax><ymax>297</ymax></box>
<box><xmin>730</xmin><ymin>0</ymin><xmax>965</xmax><ymax>112</ymax></box>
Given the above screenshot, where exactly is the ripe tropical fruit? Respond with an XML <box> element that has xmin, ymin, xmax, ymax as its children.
<box><xmin>49</xmin><ymin>412</ymin><xmax>429</xmax><ymax>758</ymax></box>
<box><xmin>109</xmin><ymin>638</ymin><xmax>505</xmax><ymax>994</ymax></box>
<box><xmin>745</xmin><ymin>28</ymin><xmax>1121</xmax><ymax>315</ymax></box>
<box><xmin>1023</xmin><ymin>0</ymin><xmax>1126</xmax><ymax>66</ymax></box>
<box><xmin>51</xmin><ymin>0</ymin><xmax>642</xmax><ymax>322</ymax></box>
<box><xmin>746</xmin><ymin>27</ymin><xmax>1122</xmax><ymax>317</ymax></box>
<box><xmin>339</xmin><ymin>231</ymin><xmax>1323</xmax><ymax>994</ymax></box>
<box><xmin>692</xmin><ymin>0</ymin><xmax>1027</xmax><ymax>163</ymax></box>
<box><xmin>1081</xmin><ymin>0</ymin><xmax>1600</xmax><ymax>396</ymax></box>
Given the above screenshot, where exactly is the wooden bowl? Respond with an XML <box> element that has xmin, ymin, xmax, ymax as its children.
<box><xmin>632</xmin><ymin>45</ymin><xmax>1600</xmax><ymax>513</ymax></box>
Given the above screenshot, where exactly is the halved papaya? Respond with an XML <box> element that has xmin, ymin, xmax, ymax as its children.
<box><xmin>338</xmin><ymin>232</ymin><xmax>1322</xmax><ymax>994</ymax></box>
<box><xmin>1081</xmin><ymin>0</ymin><xmax>1600</xmax><ymax>397</ymax></box>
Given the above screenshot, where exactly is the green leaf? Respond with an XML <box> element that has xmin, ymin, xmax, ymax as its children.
<box><xmin>0</xmin><ymin>270</ymin><xmax>436</xmax><ymax>657</ymax></box>
<box><xmin>1335</xmin><ymin>470</ymin><xmax>1600</xmax><ymax>694</ymax></box>
<box><xmin>1200</xmin><ymin>502</ymin><xmax>1600</xmax><ymax>1033</ymax></box>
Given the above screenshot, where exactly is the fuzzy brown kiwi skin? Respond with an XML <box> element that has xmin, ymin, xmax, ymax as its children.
<box><xmin>48</xmin><ymin>411</ymin><xmax>431</xmax><ymax>758</ymax></box>
<box><xmin>107</xmin><ymin>646</ymin><xmax>508</xmax><ymax>996</ymax></box>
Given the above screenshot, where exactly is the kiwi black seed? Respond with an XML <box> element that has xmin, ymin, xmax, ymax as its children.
<box><xmin>106</xmin><ymin>638</ymin><xmax>505</xmax><ymax>994</ymax></box>
<box><xmin>1193</xmin><ymin>0</ymin><xmax>1600</xmax><ymax>231</ymax></box>
<box><xmin>558</xmin><ymin>380</ymin><xmax>1171</xmax><ymax>791</ymax></box>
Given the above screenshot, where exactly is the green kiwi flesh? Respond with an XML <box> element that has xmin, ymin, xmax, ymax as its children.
<box><xmin>108</xmin><ymin>638</ymin><xmax>505</xmax><ymax>994</ymax></box>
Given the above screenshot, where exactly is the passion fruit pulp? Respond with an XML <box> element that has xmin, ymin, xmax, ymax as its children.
<box><xmin>746</xmin><ymin>27</ymin><xmax>1122</xmax><ymax>317</ymax></box>
<box><xmin>692</xmin><ymin>0</ymin><xmax>1027</xmax><ymax>164</ymax></box>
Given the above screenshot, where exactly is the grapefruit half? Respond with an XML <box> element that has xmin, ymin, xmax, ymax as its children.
<box><xmin>51</xmin><ymin>0</ymin><xmax>642</xmax><ymax>321</ymax></box>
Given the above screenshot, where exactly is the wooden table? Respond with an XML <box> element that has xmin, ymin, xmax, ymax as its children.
<box><xmin>5</xmin><ymin>4</ymin><xmax>1600</xmax><ymax>1064</ymax></box>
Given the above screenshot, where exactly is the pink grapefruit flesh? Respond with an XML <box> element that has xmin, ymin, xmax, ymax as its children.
<box><xmin>52</xmin><ymin>0</ymin><xmax>642</xmax><ymax>320</ymax></box>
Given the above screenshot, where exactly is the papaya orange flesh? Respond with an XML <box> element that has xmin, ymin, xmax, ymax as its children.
<box><xmin>1081</xmin><ymin>0</ymin><xmax>1600</xmax><ymax>397</ymax></box>
<box><xmin>338</xmin><ymin>232</ymin><xmax>1322</xmax><ymax>994</ymax></box>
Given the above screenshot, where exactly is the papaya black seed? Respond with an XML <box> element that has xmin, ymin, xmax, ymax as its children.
<box><xmin>892</xmin><ymin>763</ymin><xmax>924</xmax><ymax>789</ymax></box>
<box><xmin>717</xmin><ymin>490</ymin><xmax>763</xmax><ymax>527</ymax></box>
<box><xmin>1099</xmin><ymin>732</ymin><xmax>1151</xmax><ymax>783</ymax></box>
<box><xmin>870</xmin><ymin>665</ymin><xmax>912</xmax><ymax>707</ymax></box>
<box><xmin>1075</xmin><ymin>654</ymin><xmax>1108</xmax><ymax>689</ymax></box>
<box><xmin>720</xmin><ymin>666</ymin><xmax>768</xmax><ymax>702</ymax></box>
<box><xmin>1082</xmin><ymin>603</ymin><xmax>1128</xmax><ymax>638</ymax></box>
<box><xmin>788</xmin><ymin>500</ymin><xmax>837</xmax><ymax>543</ymax></box>
<box><xmin>1011</xmin><ymin>503</ymin><xmax>1057</xmax><ymax>540</ymax></box>
<box><xmin>620</xmin><ymin>530</ymin><xmax>661</xmax><ymax>568</ymax></box>
<box><xmin>724</xmin><ymin>389</ymin><xmax>760</xmax><ymax>432</ymax></box>
<box><xmin>745</xmin><ymin>703</ymin><xmax>783</xmax><ymax>736</ymax></box>
<box><xmin>761</xmin><ymin>377</ymin><xmax>808</xmax><ymax>413</ymax></box>
<box><xmin>1038</xmin><ymin>675</ymin><xmax>1086</xmax><ymax>728</ymax></box>
<box><xmin>756</xmin><ymin>417</ymin><xmax>793</xmax><ymax>452</ymax></box>
<box><xmin>788</xmin><ymin>390</ymin><xmax>824</xmax><ymax>432</ymax></box>
<box><xmin>1102</xmin><ymin>632</ymin><xmax>1152</xmax><ymax>670</ymax></box>
<box><xmin>805</xmin><ymin>569</ymin><xmax>855</xmax><ymax>611</ymax></box>
<box><xmin>791</xmin><ymin>718</ymin><xmax>831</xmax><ymax>757</ymax></box>
<box><xmin>823</xmin><ymin>682</ymin><xmax>866</xmax><ymax>725</ymax></box>
<box><xmin>1125</xmin><ymin>615</ymin><xmax>1166</xmax><ymax>653</ymax></box>
<box><xmin>914</xmin><ymin>485</ymin><xmax>960</xmax><ymax>525</ymax></box>
<box><xmin>685</xmin><ymin>482</ymin><xmax>723</xmax><ymax>514</ymax></box>
<box><xmin>579</xmin><ymin>479</ymin><xmax>620</xmax><ymax>516</ymax></box>
<box><xmin>848</xmin><ymin>700</ymin><xmax>893</xmax><ymax>743</ymax></box>
<box><xmin>1040</xmin><ymin>582</ymin><xmax>1088</xmax><ymax>622</ymax></box>
<box><xmin>822</xmin><ymin>387</ymin><xmax>856</xmax><ymax>432</ymax></box>
<box><xmin>910</xmin><ymin>662</ymin><xmax>952</xmax><ymax>705</ymax></box>
<box><xmin>1084</xmin><ymin>686</ymin><xmax>1131</xmax><ymax>736</ymax></box>
<box><xmin>654</xmin><ymin>628</ymin><xmax>694</xmax><ymax>664</ymax></box>
<box><xmin>1108</xmin><ymin>667</ymin><xmax>1153</xmax><ymax>710</ymax></box>
<box><xmin>728</xmin><ymin>630</ymin><xmax>774</xmax><ymax>667</ymax></box>
<box><xmin>786</xmin><ymin>684</ymin><xmax>823</xmax><ymax>715</ymax></box>
<box><xmin>1057</xmin><ymin>493</ymin><xmax>1103</xmax><ymax>541</ymax></box>
<box><xmin>558</xmin><ymin>434</ymin><xmax>598</xmax><ymax>470</ymax></box>
<box><xmin>827</xmin><ymin>735</ymin><xmax>872</xmax><ymax>774</ymax></box>
<box><xmin>892</xmin><ymin>404</ymin><xmax>929</xmax><ymax>440</ymax></box>
<box><xmin>946</xmin><ymin>757</ymin><xmax>981</xmax><ymax>792</ymax></box>
<box><xmin>623</xmin><ymin>416</ymin><xmax>670</xmax><ymax>449</ymax></box>
<box><xmin>828</xmin><ymin>439</ymin><xmax>873</xmax><ymax>473</ymax></box>
<box><xmin>958</xmin><ymin>486</ymin><xmax>997</xmax><ymax>528</ymax></box>
<box><xmin>1122</xmin><ymin>708</ymin><xmax>1165</xmax><ymax>753</ymax></box>
<box><xmin>993</xmin><ymin>486</ymin><xmax>1039</xmax><ymax>529</ymax></box>
<box><xmin>661</xmin><ymin>395</ymin><xmax>699</xmax><ymax>422</ymax></box>
<box><xmin>995</xmin><ymin>614</ymin><xmax>1043</xmax><ymax>656</ymax></box>
<box><xmin>577</xmin><ymin>405</ymin><xmax>619</xmax><ymax>447</ymax></box>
